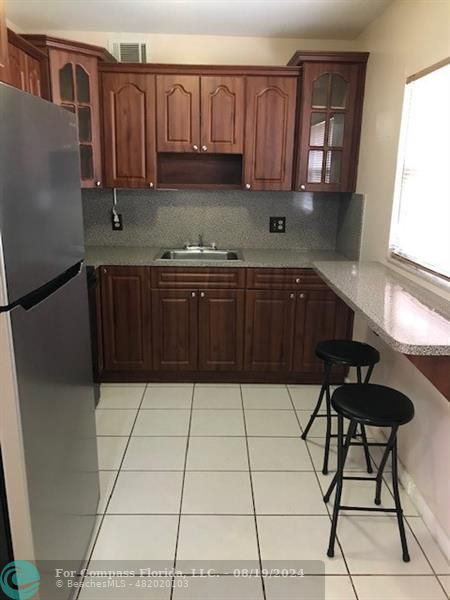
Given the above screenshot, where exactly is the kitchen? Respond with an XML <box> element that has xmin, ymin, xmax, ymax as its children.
<box><xmin>0</xmin><ymin>0</ymin><xmax>449</xmax><ymax>599</ymax></box>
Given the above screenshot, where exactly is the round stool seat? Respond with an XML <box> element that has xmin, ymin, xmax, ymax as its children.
<box><xmin>332</xmin><ymin>383</ymin><xmax>415</xmax><ymax>427</ymax></box>
<box><xmin>316</xmin><ymin>340</ymin><xmax>380</xmax><ymax>367</ymax></box>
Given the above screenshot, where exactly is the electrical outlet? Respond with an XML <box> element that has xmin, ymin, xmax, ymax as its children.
<box><xmin>111</xmin><ymin>210</ymin><xmax>123</xmax><ymax>231</ymax></box>
<box><xmin>269</xmin><ymin>216</ymin><xmax>286</xmax><ymax>233</ymax></box>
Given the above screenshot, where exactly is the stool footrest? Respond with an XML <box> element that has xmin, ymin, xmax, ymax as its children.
<box><xmin>343</xmin><ymin>476</ymin><xmax>378</xmax><ymax>482</ymax></box>
<box><xmin>339</xmin><ymin>505</ymin><xmax>401</xmax><ymax>514</ymax></box>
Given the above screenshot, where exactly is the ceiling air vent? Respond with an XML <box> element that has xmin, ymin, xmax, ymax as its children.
<box><xmin>110</xmin><ymin>42</ymin><xmax>147</xmax><ymax>63</ymax></box>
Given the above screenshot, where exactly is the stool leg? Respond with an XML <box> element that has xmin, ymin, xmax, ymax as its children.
<box><xmin>327</xmin><ymin>414</ymin><xmax>346</xmax><ymax>558</ymax></box>
<box><xmin>322</xmin><ymin>368</ymin><xmax>333</xmax><ymax>475</ymax></box>
<box><xmin>374</xmin><ymin>427</ymin><xmax>397</xmax><ymax>505</ymax></box>
<box><xmin>356</xmin><ymin>364</ymin><xmax>374</xmax><ymax>474</ymax></box>
<box><xmin>324</xmin><ymin>419</ymin><xmax>357</xmax><ymax>503</ymax></box>
<box><xmin>360</xmin><ymin>424</ymin><xmax>373</xmax><ymax>474</ymax></box>
<box><xmin>301</xmin><ymin>362</ymin><xmax>331</xmax><ymax>441</ymax></box>
<box><xmin>391</xmin><ymin>436</ymin><xmax>410</xmax><ymax>562</ymax></box>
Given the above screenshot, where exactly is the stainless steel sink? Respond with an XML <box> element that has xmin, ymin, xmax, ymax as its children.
<box><xmin>158</xmin><ymin>248</ymin><xmax>242</xmax><ymax>261</ymax></box>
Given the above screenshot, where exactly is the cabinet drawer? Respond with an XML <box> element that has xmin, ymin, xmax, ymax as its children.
<box><xmin>246</xmin><ymin>268</ymin><xmax>325</xmax><ymax>290</ymax></box>
<box><xmin>151</xmin><ymin>267</ymin><xmax>245</xmax><ymax>289</ymax></box>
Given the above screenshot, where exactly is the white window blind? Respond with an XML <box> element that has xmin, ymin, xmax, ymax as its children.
<box><xmin>389</xmin><ymin>60</ymin><xmax>450</xmax><ymax>280</ymax></box>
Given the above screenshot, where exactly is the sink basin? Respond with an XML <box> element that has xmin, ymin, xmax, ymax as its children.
<box><xmin>158</xmin><ymin>248</ymin><xmax>242</xmax><ymax>261</ymax></box>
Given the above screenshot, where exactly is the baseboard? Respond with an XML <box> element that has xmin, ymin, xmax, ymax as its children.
<box><xmin>371</xmin><ymin>427</ymin><xmax>450</xmax><ymax>561</ymax></box>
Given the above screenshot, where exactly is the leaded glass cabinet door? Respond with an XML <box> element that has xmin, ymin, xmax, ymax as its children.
<box><xmin>49</xmin><ymin>49</ymin><xmax>102</xmax><ymax>188</ymax></box>
<box><xmin>296</xmin><ymin>61</ymin><xmax>364</xmax><ymax>193</ymax></box>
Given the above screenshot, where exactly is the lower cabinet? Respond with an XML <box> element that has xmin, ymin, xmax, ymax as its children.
<box><xmin>96</xmin><ymin>265</ymin><xmax>353</xmax><ymax>382</ymax></box>
<box><xmin>152</xmin><ymin>289</ymin><xmax>198</xmax><ymax>371</ymax></box>
<box><xmin>244</xmin><ymin>290</ymin><xmax>295</xmax><ymax>372</ymax></box>
<box><xmin>198</xmin><ymin>290</ymin><xmax>245</xmax><ymax>371</ymax></box>
<box><xmin>99</xmin><ymin>266</ymin><xmax>152</xmax><ymax>372</ymax></box>
<box><xmin>152</xmin><ymin>288</ymin><xmax>245</xmax><ymax>372</ymax></box>
<box><xmin>292</xmin><ymin>289</ymin><xmax>352</xmax><ymax>373</ymax></box>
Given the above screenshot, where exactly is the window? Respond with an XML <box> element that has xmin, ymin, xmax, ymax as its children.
<box><xmin>389</xmin><ymin>59</ymin><xmax>450</xmax><ymax>280</ymax></box>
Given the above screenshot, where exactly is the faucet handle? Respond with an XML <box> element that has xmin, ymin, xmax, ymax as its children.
<box><xmin>211</xmin><ymin>242</ymin><xmax>217</xmax><ymax>250</ymax></box>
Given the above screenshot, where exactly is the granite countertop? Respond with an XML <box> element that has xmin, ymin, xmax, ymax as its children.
<box><xmin>313</xmin><ymin>261</ymin><xmax>450</xmax><ymax>356</ymax></box>
<box><xmin>85</xmin><ymin>246</ymin><xmax>346</xmax><ymax>269</ymax></box>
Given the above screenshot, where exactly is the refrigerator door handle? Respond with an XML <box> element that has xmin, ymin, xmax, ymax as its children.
<box><xmin>0</xmin><ymin>262</ymin><xmax>83</xmax><ymax>313</ymax></box>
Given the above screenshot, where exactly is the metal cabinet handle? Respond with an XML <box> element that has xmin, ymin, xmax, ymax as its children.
<box><xmin>299</xmin><ymin>293</ymin><xmax>305</xmax><ymax>299</ymax></box>
<box><xmin>290</xmin><ymin>293</ymin><xmax>295</xmax><ymax>299</ymax></box>
<box><xmin>295</xmin><ymin>278</ymin><xmax>300</xmax><ymax>284</ymax></box>
<box><xmin>95</xmin><ymin>180</ymin><xmax>101</xmax><ymax>187</ymax></box>
<box><xmin>148</xmin><ymin>182</ymin><xmax>154</xmax><ymax>188</ymax></box>
<box><xmin>200</xmin><ymin>292</ymin><xmax>205</xmax><ymax>298</ymax></box>
<box><xmin>102</xmin><ymin>268</ymin><xmax>107</xmax><ymax>274</ymax></box>
<box><xmin>192</xmin><ymin>145</ymin><xmax>199</xmax><ymax>151</ymax></box>
<box><xmin>245</xmin><ymin>183</ymin><xmax>251</xmax><ymax>190</ymax></box>
<box><xmin>191</xmin><ymin>291</ymin><xmax>196</xmax><ymax>297</ymax></box>
<box><xmin>300</xmin><ymin>184</ymin><xmax>306</xmax><ymax>191</ymax></box>
<box><xmin>201</xmin><ymin>145</ymin><xmax>208</xmax><ymax>152</ymax></box>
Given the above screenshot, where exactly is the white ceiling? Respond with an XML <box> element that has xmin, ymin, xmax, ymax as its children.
<box><xmin>7</xmin><ymin>0</ymin><xmax>392</xmax><ymax>39</ymax></box>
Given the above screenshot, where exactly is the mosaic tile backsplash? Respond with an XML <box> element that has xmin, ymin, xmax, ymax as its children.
<box><xmin>82</xmin><ymin>189</ymin><xmax>363</xmax><ymax>257</ymax></box>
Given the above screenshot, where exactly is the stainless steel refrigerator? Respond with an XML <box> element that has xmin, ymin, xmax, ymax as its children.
<box><xmin>0</xmin><ymin>84</ymin><xmax>99</xmax><ymax>597</ymax></box>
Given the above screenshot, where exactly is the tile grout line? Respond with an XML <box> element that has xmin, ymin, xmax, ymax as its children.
<box><xmin>286</xmin><ymin>385</ymin><xmax>360</xmax><ymax>600</ymax></box>
<box><xmin>76</xmin><ymin>384</ymin><xmax>148</xmax><ymax>600</ymax></box>
<box><xmin>240</xmin><ymin>383</ymin><xmax>267</xmax><ymax>600</ymax></box>
<box><xmin>170</xmin><ymin>382</ymin><xmax>195</xmax><ymax>600</ymax></box>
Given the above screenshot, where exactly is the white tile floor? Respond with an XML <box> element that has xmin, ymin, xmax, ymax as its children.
<box><xmin>78</xmin><ymin>384</ymin><xmax>450</xmax><ymax>600</ymax></box>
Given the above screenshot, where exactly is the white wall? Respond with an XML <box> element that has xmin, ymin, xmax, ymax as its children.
<box><xmin>355</xmin><ymin>0</ymin><xmax>450</xmax><ymax>551</ymax></box>
<box><xmin>20</xmin><ymin>29</ymin><xmax>358</xmax><ymax>65</ymax></box>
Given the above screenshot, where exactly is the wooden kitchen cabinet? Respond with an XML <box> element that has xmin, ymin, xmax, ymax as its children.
<box><xmin>200</xmin><ymin>76</ymin><xmax>244</xmax><ymax>153</ymax></box>
<box><xmin>289</xmin><ymin>52</ymin><xmax>368</xmax><ymax>193</ymax></box>
<box><xmin>156</xmin><ymin>74</ymin><xmax>244</xmax><ymax>154</ymax></box>
<box><xmin>243</xmin><ymin>76</ymin><xmax>297</xmax><ymax>191</ymax></box>
<box><xmin>152</xmin><ymin>289</ymin><xmax>198</xmax><ymax>371</ymax></box>
<box><xmin>7</xmin><ymin>30</ymin><xmax>49</xmax><ymax>98</ymax></box>
<box><xmin>156</xmin><ymin>75</ymin><xmax>200</xmax><ymax>152</ymax></box>
<box><xmin>101</xmin><ymin>72</ymin><xmax>156</xmax><ymax>188</ymax></box>
<box><xmin>0</xmin><ymin>0</ymin><xmax>8</xmax><ymax>83</ymax></box>
<box><xmin>23</xmin><ymin>35</ymin><xmax>115</xmax><ymax>187</ymax></box>
<box><xmin>244</xmin><ymin>290</ymin><xmax>296</xmax><ymax>372</ymax></box>
<box><xmin>198</xmin><ymin>289</ymin><xmax>245</xmax><ymax>371</ymax></box>
<box><xmin>292</xmin><ymin>289</ymin><xmax>352</xmax><ymax>373</ymax></box>
<box><xmin>99</xmin><ymin>266</ymin><xmax>152</xmax><ymax>373</ymax></box>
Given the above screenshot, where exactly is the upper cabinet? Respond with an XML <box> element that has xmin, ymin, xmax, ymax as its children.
<box><xmin>200</xmin><ymin>76</ymin><xmax>244</xmax><ymax>153</ymax></box>
<box><xmin>244</xmin><ymin>76</ymin><xmax>297</xmax><ymax>191</ymax></box>
<box><xmin>156</xmin><ymin>74</ymin><xmax>244</xmax><ymax>154</ymax></box>
<box><xmin>7</xmin><ymin>30</ymin><xmax>49</xmax><ymax>98</ymax></box>
<box><xmin>0</xmin><ymin>0</ymin><xmax>8</xmax><ymax>82</ymax></box>
<box><xmin>289</xmin><ymin>52</ymin><xmax>369</xmax><ymax>193</ymax></box>
<box><xmin>156</xmin><ymin>75</ymin><xmax>200</xmax><ymax>152</ymax></box>
<box><xmin>22</xmin><ymin>35</ymin><xmax>115</xmax><ymax>188</ymax></box>
<box><xmin>101</xmin><ymin>71</ymin><xmax>156</xmax><ymax>189</ymax></box>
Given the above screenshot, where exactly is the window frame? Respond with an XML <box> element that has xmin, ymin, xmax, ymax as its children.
<box><xmin>389</xmin><ymin>57</ymin><xmax>450</xmax><ymax>284</ymax></box>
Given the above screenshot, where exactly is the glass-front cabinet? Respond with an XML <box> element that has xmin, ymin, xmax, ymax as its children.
<box><xmin>50</xmin><ymin>51</ymin><xmax>102</xmax><ymax>187</ymax></box>
<box><xmin>295</xmin><ymin>58</ymin><xmax>368</xmax><ymax>193</ymax></box>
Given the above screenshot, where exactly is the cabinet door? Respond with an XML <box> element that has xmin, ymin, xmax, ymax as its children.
<box><xmin>100</xmin><ymin>266</ymin><xmax>152</xmax><ymax>373</ymax></box>
<box><xmin>156</xmin><ymin>75</ymin><xmax>200</xmax><ymax>152</ymax></box>
<box><xmin>26</xmin><ymin>55</ymin><xmax>42</xmax><ymax>97</ymax></box>
<box><xmin>292</xmin><ymin>290</ymin><xmax>352</xmax><ymax>373</ymax></box>
<box><xmin>296</xmin><ymin>62</ymin><xmax>363</xmax><ymax>193</ymax></box>
<box><xmin>49</xmin><ymin>49</ymin><xmax>102</xmax><ymax>187</ymax></box>
<box><xmin>200</xmin><ymin>76</ymin><xmax>244</xmax><ymax>153</ymax></box>
<box><xmin>7</xmin><ymin>42</ymin><xmax>27</xmax><ymax>90</ymax></box>
<box><xmin>244</xmin><ymin>76</ymin><xmax>297</xmax><ymax>191</ymax></box>
<box><xmin>198</xmin><ymin>289</ymin><xmax>244</xmax><ymax>371</ymax></box>
<box><xmin>0</xmin><ymin>0</ymin><xmax>8</xmax><ymax>83</ymax></box>
<box><xmin>244</xmin><ymin>290</ymin><xmax>296</xmax><ymax>372</ymax></box>
<box><xmin>102</xmin><ymin>72</ymin><xmax>156</xmax><ymax>189</ymax></box>
<box><xmin>152</xmin><ymin>290</ymin><xmax>198</xmax><ymax>371</ymax></box>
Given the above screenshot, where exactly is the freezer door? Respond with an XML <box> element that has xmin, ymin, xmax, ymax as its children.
<box><xmin>9</xmin><ymin>268</ymin><xmax>99</xmax><ymax>593</ymax></box>
<box><xmin>0</xmin><ymin>84</ymin><xmax>85</xmax><ymax>304</ymax></box>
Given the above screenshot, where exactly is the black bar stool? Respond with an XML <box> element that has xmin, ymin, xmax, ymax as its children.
<box><xmin>301</xmin><ymin>340</ymin><xmax>380</xmax><ymax>475</ymax></box>
<box><xmin>324</xmin><ymin>383</ymin><xmax>415</xmax><ymax>562</ymax></box>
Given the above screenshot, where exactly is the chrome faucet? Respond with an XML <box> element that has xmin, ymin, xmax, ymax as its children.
<box><xmin>183</xmin><ymin>234</ymin><xmax>217</xmax><ymax>250</ymax></box>
<box><xmin>198</xmin><ymin>233</ymin><xmax>204</xmax><ymax>247</ymax></box>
